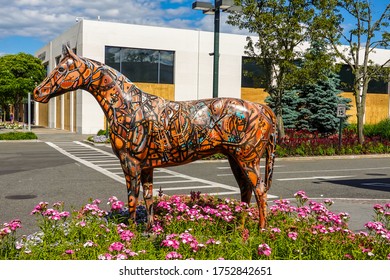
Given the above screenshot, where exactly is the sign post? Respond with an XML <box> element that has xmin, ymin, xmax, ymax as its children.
<box><xmin>337</xmin><ymin>104</ymin><xmax>346</xmax><ymax>151</ymax></box>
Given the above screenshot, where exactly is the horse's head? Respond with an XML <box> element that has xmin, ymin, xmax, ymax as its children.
<box><xmin>34</xmin><ymin>45</ymin><xmax>90</xmax><ymax>103</ymax></box>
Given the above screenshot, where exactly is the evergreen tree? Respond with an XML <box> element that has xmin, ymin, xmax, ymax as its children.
<box><xmin>265</xmin><ymin>89</ymin><xmax>299</xmax><ymax>129</ymax></box>
<box><xmin>295</xmin><ymin>39</ymin><xmax>351</xmax><ymax>134</ymax></box>
<box><xmin>296</xmin><ymin>70</ymin><xmax>350</xmax><ymax>134</ymax></box>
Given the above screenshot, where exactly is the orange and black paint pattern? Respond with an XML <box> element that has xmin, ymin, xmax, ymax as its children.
<box><xmin>34</xmin><ymin>46</ymin><xmax>277</xmax><ymax>229</ymax></box>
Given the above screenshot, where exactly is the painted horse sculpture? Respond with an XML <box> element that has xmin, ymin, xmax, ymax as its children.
<box><xmin>34</xmin><ymin>46</ymin><xmax>277</xmax><ymax>229</ymax></box>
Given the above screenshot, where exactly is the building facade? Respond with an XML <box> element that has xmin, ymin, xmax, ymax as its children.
<box><xmin>34</xmin><ymin>20</ymin><xmax>390</xmax><ymax>134</ymax></box>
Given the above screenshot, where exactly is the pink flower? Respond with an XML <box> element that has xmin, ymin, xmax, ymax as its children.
<box><xmin>109</xmin><ymin>242</ymin><xmax>124</xmax><ymax>252</ymax></box>
<box><xmin>258</xmin><ymin>243</ymin><xmax>272</xmax><ymax>256</ymax></box>
<box><xmin>124</xmin><ymin>250</ymin><xmax>138</xmax><ymax>257</ymax></box>
<box><xmin>116</xmin><ymin>253</ymin><xmax>128</xmax><ymax>260</ymax></box>
<box><xmin>323</xmin><ymin>199</ymin><xmax>334</xmax><ymax>206</ymax></box>
<box><xmin>387</xmin><ymin>253</ymin><xmax>390</xmax><ymax>260</ymax></box>
<box><xmin>373</xmin><ymin>204</ymin><xmax>384</xmax><ymax>213</ymax></box>
<box><xmin>242</xmin><ymin>228</ymin><xmax>249</xmax><ymax>242</ymax></box>
<box><xmin>119</xmin><ymin>230</ymin><xmax>135</xmax><ymax>242</ymax></box>
<box><xmin>83</xmin><ymin>240</ymin><xmax>96</xmax><ymax>247</ymax></box>
<box><xmin>52</xmin><ymin>201</ymin><xmax>64</xmax><ymax>209</ymax></box>
<box><xmin>30</xmin><ymin>201</ymin><xmax>49</xmax><ymax>215</ymax></box>
<box><xmin>206</xmin><ymin>238</ymin><xmax>220</xmax><ymax>245</ymax></box>
<box><xmin>65</xmin><ymin>249</ymin><xmax>74</xmax><ymax>255</ymax></box>
<box><xmin>6</xmin><ymin>220</ymin><xmax>22</xmax><ymax>231</ymax></box>
<box><xmin>151</xmin><ymin>223</ymin><xmax>164</xmax><ymax>235</ymax></box>
<box><xmin>108</xmin><ymin>196</ymin><xmax>125</xmax><ymax>211</ymax></box>
<box><xmin>344</xmin><ymin>254</ymin><xmax>353</xmax><ymax>259</ymax></box>
<box><xmin>111</xmin><ymin>201</ymin><xmax>124</xmax><ymax>211</ymax></box>
<box><xmin>78</xmin><ymin>221</ymin><xmax>86</xmax><ymax>227</ymax></box>
<box><xmin>60</xmin><ymin>211</ymin><xmax>70</xmax><ymax>218</ymax></box>
<box><xmin>288</xmin><ymin>232</ymin><xmax>298</xmax><ymax>240</ymax></box>
<box><xmin>98</xmin><ymin>253</ymin><xmax>113</xmax><ymax>260</ymax></box>
<box><xmin>165</xmin><ymin>251</ymin><xmax>182</xmax><ymax>260</ymax></box>
<box><xmin>294</xmin><ymin>190</ymin><xmax>309</xmax><ymax>203</ymax></box>
<box><xmin>271</xmin><ymin>227</ymin><xmax>281</xmax><ymax>233</ymax></box>
<box><xmin>161</xmin><ymin>239</ymin><xmax>180</xmax><ymax>250</ymax></box>
<box><xmin>92</xmin><ymin>199</ymin><xmax>101</xmax><ymax>204</ymax></box>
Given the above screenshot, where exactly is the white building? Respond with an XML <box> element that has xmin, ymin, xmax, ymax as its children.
<box><xmin>34</xmin><ymin>19</ymin><xmax>390</xmax><ymax>134</ymax></box>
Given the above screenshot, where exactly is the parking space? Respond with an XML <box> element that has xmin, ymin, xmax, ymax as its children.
<box><xmin>46</xmin><ymin>141</ymin><xmax>244</xmax><ymax>198</ymax></box>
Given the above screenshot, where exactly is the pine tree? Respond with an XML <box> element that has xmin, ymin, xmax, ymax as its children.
<box><xmin>296</xmin><ymin>70</ymin><xmax>350</xmax><ymax>134</ymax></box>
<box><xmin>265</xmin><ymin>89</ymin><xmax>300</xmax><ymax>129</ymax></box>
<box><xmin>295</xmin><ymin>39</ymin><xmax>351</xmax><ymax>134</ymax></box>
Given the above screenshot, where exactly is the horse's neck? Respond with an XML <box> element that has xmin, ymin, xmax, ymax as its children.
<box><xmin>85</xmin><ymin>62</ymin><xmax>149</xmax><ymax>120</ymax></box>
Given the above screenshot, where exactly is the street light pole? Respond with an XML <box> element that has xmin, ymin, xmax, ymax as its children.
<box><xmin>192</xmin><ymin>1</ymin><xmax>241</xmax><ymax>99</ymax></box>
<box><xmin>213</xmin><ymin>0</ymin><xmax>220</xmax><ymax>99</ymax></box>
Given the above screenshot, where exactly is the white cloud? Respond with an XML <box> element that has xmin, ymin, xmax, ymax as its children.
<box><xmin>0</xmin><ymin>0</ymin><xmax>248</xmax><ymax>42</ymax></box>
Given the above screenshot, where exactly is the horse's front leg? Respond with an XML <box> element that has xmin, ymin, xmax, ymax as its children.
<box><xmin>141</xmin><ymin>168</ymin><xmax>154</xmax><ymax>230</ymax></box>
<box><xmin>120</xmin><ymin>153</ymin><xmax>141</xmax><ymax>222</ymax></box>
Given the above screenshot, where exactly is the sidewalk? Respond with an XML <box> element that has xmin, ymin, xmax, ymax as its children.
<box><xmin>30</xmin><ymin>126</ymin><xmax>93</xmax><ymax>142</ymax></box>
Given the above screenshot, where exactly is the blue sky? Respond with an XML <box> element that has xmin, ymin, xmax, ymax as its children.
<box><xmin>0</xmin><ymin>0</ymin><xmax>231</xmax><ymax>55</ymax></box>
<box><xmin>0</xmin><ymin>0</ymin><xmax>389</xmax><ymax>56</ymax></box>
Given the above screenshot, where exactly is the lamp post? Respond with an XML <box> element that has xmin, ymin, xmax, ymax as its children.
<box><xmin>192</xmin><ymin>0</ymin><xmax>241</xmax><ymax>98</ymax></box>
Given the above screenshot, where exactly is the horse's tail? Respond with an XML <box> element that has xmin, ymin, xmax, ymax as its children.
<box><xmin>263</xmin><ymin>106</ymin><xmax>277</xmax><ymax>193</ymax></box>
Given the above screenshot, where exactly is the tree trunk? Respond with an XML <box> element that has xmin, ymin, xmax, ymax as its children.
<box><xmin>354</xmin><ymin>80</ymin><xmax>367</xmax><ymax>145</ymax></box>
<box><xmin>277</xmin><ymin>114</ymin><xmax>285</xmax><ymax>139</ymax></box>
<box><xmin>356</xmin><ymin>108</ymin><xmax>365</xmax><ymax>144</ymax></box>
<box><xmin>275</xmin><ymin>105</ymin><xmax>285</xmax><ymax>139</ymax></box>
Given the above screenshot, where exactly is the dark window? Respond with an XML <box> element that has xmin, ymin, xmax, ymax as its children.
<box><xmin>368</xmin><ymin>78</ymin><xmax>388</xmax><ymax>94</ymax></box>
<box><xmin>105</xmin><ymin>46</ymin><xmax>174</xmax><ymax>84</ymax></box>
<box><xmin>241</xmin><ymin>57</ymin><xmax>267</xmax><ymax>88</ymax></box>
<box><xmin>338</xmin><ymin>64</ymin><xmax>388</xmax><ymax>93</ymax></box>
<box><xmin>55</xmin><ymin>55</ymin><xmax>61</xmax><ymax>66</ymax></box>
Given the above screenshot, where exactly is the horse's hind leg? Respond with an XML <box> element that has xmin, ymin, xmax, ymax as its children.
<box><xmin>228</xmin><ymin>155</ymin><xmax>252</xmax><ymax>204</ymax></box>
<box><xmin>141</xmin><ymin>168</ymin><xmax>154</xmax><ymax>229</ymax></box>
<box><xmin>232</xmin><ymin>156</ymin><xmax>267</xmax><ymax>229</ymax></box>
<box><xmin>264</xmin><ymin>131</ymin><xmax>277</xmax><ymax>193</ymax></box>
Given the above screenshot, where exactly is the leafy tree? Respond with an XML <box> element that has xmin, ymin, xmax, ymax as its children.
<box><xmin>0</xmin><ymin>53</ymin><xmax>45</xmax><ymax>121</ymax></box>
<box><xmin>313</xmin><ymin>0</ymin><xmax>390</xmax><ymax>143</ymax></box>
<box><xmin>228</xmin><ymin>0</ymin><xmax>333</xmax><ymax>137</ymax></box>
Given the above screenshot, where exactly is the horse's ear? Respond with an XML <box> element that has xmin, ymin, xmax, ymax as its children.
<box><xmin>62</xmin><ymin>43</ymin><xmax>77</xmax><ymax>58</ymax></box>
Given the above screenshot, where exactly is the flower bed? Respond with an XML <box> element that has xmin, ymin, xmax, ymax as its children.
<box><xmin>1</xmin><ymin>191</ymin><xmax>389</xmax><ymax>260</ymax></box>
<box><xmin>0</xmin><ymin>122</ymin><xmax>23</xmax><ymax>130</ymax></box>
<box><xmin>277</xmin><ymin>129</ymin><xmax>390</xmax><ymax>157</ymax></box>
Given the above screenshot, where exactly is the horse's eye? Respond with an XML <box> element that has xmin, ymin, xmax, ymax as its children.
<box><xmin>58</xmin><ymin>66</ymin><xmax>65</xmax><ymax>73</ymax></box>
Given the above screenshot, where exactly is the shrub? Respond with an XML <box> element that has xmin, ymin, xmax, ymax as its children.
<box><xmin>0</xmin><ymin>132</ymin><xmax>37</xmax><ymax>140</ymax></box>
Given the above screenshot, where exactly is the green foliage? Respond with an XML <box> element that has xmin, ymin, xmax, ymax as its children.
<box><xmin>0</xmin><ymin>131</ymin><xmax>37</xmax><ymax>140</ymax></box>
<box><xmin>228</xmin><ymin>0</ymin><xmax>334</xmax><ymax>137</ymax></box>
<box><xmin>265</xmin><ymin>89</ymin><xmax>300</xmax><ymax>129</ymax></box>
<box><xmin>363</xmin><ymin>119</ymin><xmax>390</xmax><ymax>141</ymax></box>
<box><xmin>0</xmin><ymin>53</ymin><xmax>46</xmax><ymax>119</ymax></box>
<box><xmin>97</xmin><ymin>129</ymin><xmax>108</xmax><ymax>136</ymax></box>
